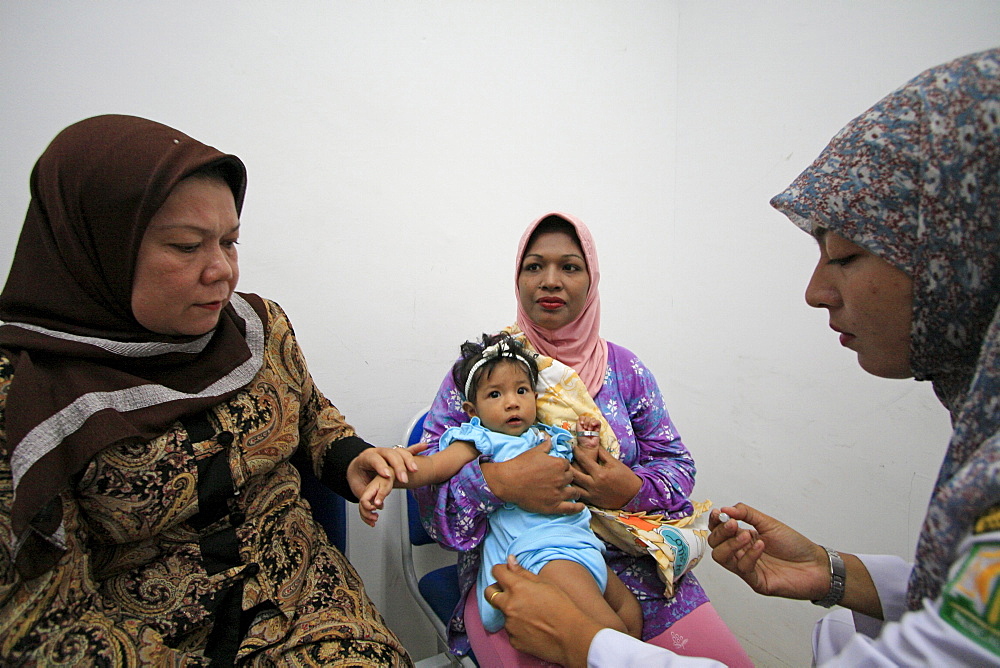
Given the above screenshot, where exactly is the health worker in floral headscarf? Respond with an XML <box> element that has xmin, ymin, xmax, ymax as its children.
<box><xmin>708</xmin><ymin>47</ymin><xmax>1000</xmax><ymax>666</ymax></box>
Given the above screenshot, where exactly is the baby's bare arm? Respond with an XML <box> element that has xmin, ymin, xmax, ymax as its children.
<box><xmin>359</xmin><ymin>441</ymin><xmax>478</xmax><ymax>526</ymax></box>
<box><xmin>398</xmin><ymin>440</ymin><xmax>479</xmax><ymax>488</ymax></box>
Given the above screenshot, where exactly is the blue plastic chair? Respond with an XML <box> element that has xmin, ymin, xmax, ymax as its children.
<box><xmin>400</xmin><ymin>409</ymin><xmax>476</xmax><ymax>667</ymax></box>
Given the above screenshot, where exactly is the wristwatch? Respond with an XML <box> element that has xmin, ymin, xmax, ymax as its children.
<box><xmin>811</xmin><ymin>546</ymin><xmax>846</xmax><ymax>608</ymax></box>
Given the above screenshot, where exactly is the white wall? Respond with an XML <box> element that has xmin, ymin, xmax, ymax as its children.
<box><xmin>2</xmin><ymin>3</ymin><xmax>998</xmax><ymax>665</ymax></box>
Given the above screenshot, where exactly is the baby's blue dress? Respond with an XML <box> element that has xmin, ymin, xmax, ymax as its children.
<box><xmin>440</xmin><ymin>417</ymin><xmax>608</xmax><ymax>632</ymax></box>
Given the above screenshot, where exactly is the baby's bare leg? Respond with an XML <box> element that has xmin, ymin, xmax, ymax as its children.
<box><xmin>603</xmin><ymin>566</ymin><xmax>643</xmax><ymax>637</ymax></box>
<box><xmin>537</xmin><ymin>560</ymin><xmax>635</xmax><ymax>636</ymax></box>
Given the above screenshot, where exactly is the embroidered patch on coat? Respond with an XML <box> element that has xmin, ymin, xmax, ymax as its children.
<box><xmin>974</xmin><ymin>505</ymin><xmax>1000</xmax><ymax>535</ymax></box>
<box><xmin>939</xmin><ymin>543</ymin><xmax>1000</xmax><ymax>655</ymax></box>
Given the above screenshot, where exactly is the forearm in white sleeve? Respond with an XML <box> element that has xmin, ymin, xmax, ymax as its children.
<box><xmin>818</xmin><ymin>531</ymin><xmax>1000</xmax><ymax>666</ymax></box>
<box><xmin>852</xmin><ymin>553</ymin><xmax>912</xmax><ymax>636</ymax></box>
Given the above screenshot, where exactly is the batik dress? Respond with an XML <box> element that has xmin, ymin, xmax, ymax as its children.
<box><xmin>0</xmin><ymin>300</ymin><xmax>411</xmax><ymax>667</ymax></box>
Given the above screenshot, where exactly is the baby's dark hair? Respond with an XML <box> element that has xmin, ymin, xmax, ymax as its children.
<box><xmin>452</xmin><ymin>332</ymin><xmax>539</xmax><ymax>402</ymax></box>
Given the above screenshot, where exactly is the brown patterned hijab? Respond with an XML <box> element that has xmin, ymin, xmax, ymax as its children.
<box><xmin>771</xmin><ymin>49</ymin><xmax>1000</xmax><ymax>608</ymax></box>
<box><xmin>0</xmin><ymin>115</ymin><xmax>268</xmax><ymax>577</ymax></box>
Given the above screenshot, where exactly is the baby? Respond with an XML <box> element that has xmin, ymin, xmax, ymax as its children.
<box><xmin>361</xmin><ymin>333</ymin><xmax>641</xmax><ymax>638</ymax></box>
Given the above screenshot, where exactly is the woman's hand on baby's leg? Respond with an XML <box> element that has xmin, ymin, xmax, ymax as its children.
<box><xmin>486</xmin><ymin>556</ymin><xmax>602</xmax><ymax>668</ymax></box>
<box><xmin>358</xmin><ymin>474</ymin><xmax>395</xmax><ymax>527</ymax></box>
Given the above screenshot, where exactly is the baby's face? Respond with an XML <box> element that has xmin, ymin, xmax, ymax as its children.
<box><xmin>465</xmin><ymin>361</ymin><xmax>536</xmax><ymax>437</ymax></box>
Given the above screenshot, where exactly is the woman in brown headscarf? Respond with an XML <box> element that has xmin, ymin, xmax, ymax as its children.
<box><xmin>0</xmin><ymin>115</ymin><xmax>411</xmax><ymax>666</ymax></box>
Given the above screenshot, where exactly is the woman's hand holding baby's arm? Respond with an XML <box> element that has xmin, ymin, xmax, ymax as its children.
<box><xmin>574</xmin><ymin>415</ymin><xmax>602</xmax><ymax>448</ymax></box>
<box><xmin>571</xmin><ymin>417</ymin><xmax>641</xmax><ymax>509</ymax></box>
<box><xmin>347</xmin><ymin>443</ymin><xmax>426</xmax><ymax>501</ymax></box>
<box><xmin>356</xmin><ymin>442</ymin><xmax>476</xmax><ymax>526</ymax></box>
<box><xmin>482</xmin><ymin>434</ymin><xmax>584</xmax><ymax>515</ymax></box>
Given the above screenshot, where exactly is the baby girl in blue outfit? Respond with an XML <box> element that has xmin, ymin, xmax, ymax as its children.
<box><xmin>361</xmin><ymin>333</ymin><xmax>640</xmax><ymax>637</ymax></box>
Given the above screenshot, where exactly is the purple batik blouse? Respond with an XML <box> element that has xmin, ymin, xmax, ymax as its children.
<box><xmin>413</xmin><ymin>341</ymin><xmax>709</xmax><ymax>655</ymax></box>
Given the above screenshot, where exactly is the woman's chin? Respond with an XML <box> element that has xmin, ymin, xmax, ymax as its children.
<box><xmin>530</xmin><ymin>312</ymin><xmax>571</xmax><ymax>331</ymax></box>
<box><xmin>857</xmin><ymin>353</ymin><xmax>913</xmax><ymax>379</ymax></box>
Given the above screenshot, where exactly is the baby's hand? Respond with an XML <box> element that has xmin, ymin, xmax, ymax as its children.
<box><xmin>347</xmin><ymin>443</ymin><xmax>426</xmax><ymax>501</ymax></box>
<box><xmin>359</xmin><ymin>473</ymin><xmax>395</xmax><ymax>527</ymax></box>
<box><xmin>575</xmin><ymin>415</ymin><xmax>601</xmax><ymax>448</ymax></box>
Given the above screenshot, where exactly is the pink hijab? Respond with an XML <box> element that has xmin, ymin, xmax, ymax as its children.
<box><xmin>514</xmin><ymin>212</ymin><xmax>608</xmax><ymax>396</ymax></box>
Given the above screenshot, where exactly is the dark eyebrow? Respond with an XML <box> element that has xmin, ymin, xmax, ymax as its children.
<box><xmin>154</xmin><ymin>222</ymin><xmax>241</xmax><ymax>235</ymax></box>
<box><xmin>522</xmin><ymin>252</ymin><xmax>585</xmax><ymax>261</ymax></box>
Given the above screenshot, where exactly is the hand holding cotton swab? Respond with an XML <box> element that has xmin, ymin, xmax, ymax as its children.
<box><xmin>717</xmin><ymin>511</ymin><xmax>754</xmax><ymax>531</ymax></box>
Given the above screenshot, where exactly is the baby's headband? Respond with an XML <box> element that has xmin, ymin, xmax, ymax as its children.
<box><xmin>464</xmin><ymin>340</ymin><xmax>534</xmax><ymax>400</ymax></box>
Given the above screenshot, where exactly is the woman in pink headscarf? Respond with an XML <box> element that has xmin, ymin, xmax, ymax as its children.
<box><xmin>413</xmin><ymin>213</ymin><xmax>751</xmax><ymax>666</ymax></box>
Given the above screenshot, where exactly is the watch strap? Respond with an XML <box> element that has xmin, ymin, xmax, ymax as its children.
<box><xmin>811</xmin><ymin>546</ymin><xmax>846</xmax><ymax>608</ymax></box>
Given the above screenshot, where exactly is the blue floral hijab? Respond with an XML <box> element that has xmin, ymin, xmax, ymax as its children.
<box><xmin>771</xmin><ymin>49</ymin><xmax>1000</xmax><ymax>609</ymax></box>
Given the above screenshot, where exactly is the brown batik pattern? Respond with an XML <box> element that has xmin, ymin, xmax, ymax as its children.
<box><xmin>0</xmin><ymin>300</ymin><xmax>410</xmax><ymax>666</ymax></box>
